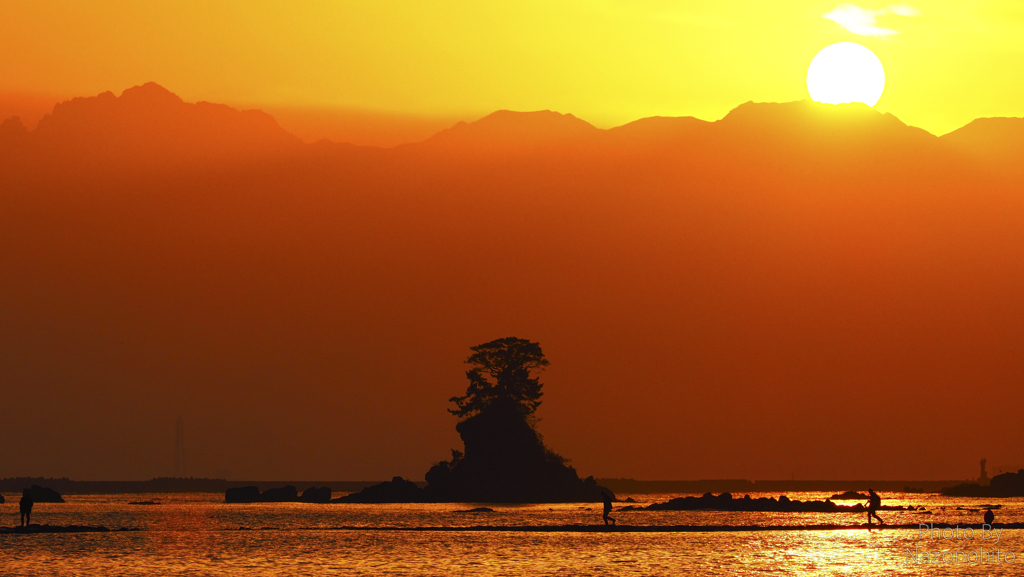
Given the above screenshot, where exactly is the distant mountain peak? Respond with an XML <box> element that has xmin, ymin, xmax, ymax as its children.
<box><xmin>23</xmin><ymin>83</ymin><xmax>301</xmax><ymax>164</ymax></box>
<box><xmin>721</xmin><ymin>100</ymin><xmax>888</xmax><ymax>127</ymax></box>
<box><xmin>0</xmin><ymin>116</ymin><xmax>29</xmax><ymax>151</ymax></box>
<box><xmin>43</xmin><ymin>83</ymin><xmax>187</xmax><ymax>125</ymax></box>
<box><xmin>422</xmin><ymin>109</ymin><xmax>598</xmax><ymax>149</ymax></box>
<box><xmin>941</xmin><ymin>116</ymin><xmax>1024</xmax><ymax>163</ymax></box>
<box><xmin>606</xmin><ymin>115</ymin><xmax>710</xmax><ymax>144</ymax></box>
<box><xmin>713</xmin><ymin>99</ymin><xmax>936</xmax><ymax>148</ymax></box>
<box><xmin>474</xmin><ymin>109</ymin><xmax>593</xmax><ymax>128</ymax></box>
<box><xmin>119</xmin><ymin>82</ymin><xmax>185</xmax><ymax>107</ymax></box>
<box><xmin>0</xmin><ymin>115</ymin><xmax>27</xmax><ymax>135</ymax></box>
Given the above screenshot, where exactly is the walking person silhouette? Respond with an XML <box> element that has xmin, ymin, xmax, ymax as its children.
<box><xmin>601</xmin><ymin>492</ymin><xmax>616</xmax><ymax>526</ymax></box>
<box><xmin>866</xmin><ymin>488</ymin><xmax>884</xmax><ymax>525</ymax></box>
<box><xmin>19</xmin><ymin>491</ymin><xmax>34</xmax><ymax>527</ymax></box>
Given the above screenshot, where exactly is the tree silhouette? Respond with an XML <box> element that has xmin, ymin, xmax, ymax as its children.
<box><xmin>449</xmin><ymin>337</ymin><xmax>549</xmax><ymax>419</ymax></box>
<box><xmin>341</xmin><ymin>335</ymin><xmax>614</xmax><ymax>503</ymax></box>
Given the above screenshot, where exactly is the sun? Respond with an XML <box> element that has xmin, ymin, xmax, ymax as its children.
<box><xmin>806</xmin><ymin>42</ymin><xmax>885</xmax><ymax>107</ymax></box>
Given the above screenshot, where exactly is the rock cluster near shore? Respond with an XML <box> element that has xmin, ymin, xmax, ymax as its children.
<box><xmin>829</xmin><ymin>491</ymin><xmax>868</xmax><ymax>500</ymax></box>
<box><xmin>335</xmin><ymin>404</ymin><xmax>613</xmax><ymax>504</ymax></box>
<box><xmin>632</xmin><ymin>492</ymin><xmax>922</xmax><ymax>513</ymax></box>
<box><xmin>336</xmin><ymin>338</ymin><xmax>615</xmax><ymax>504</ymax></box>
<box><xmin>332</xmin><ymin>477</ymin><xmax>422</xmax><ymax>503</ymax></box>
<box><xmin>942</xmin><ymin>470</ymin><xmax>1024</xmax><ymax>497</ymax></box>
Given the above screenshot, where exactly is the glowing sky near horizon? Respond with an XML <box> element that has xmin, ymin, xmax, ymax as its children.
<box><xmin>1</xmin><ymin>1</ymin><xmax>1023</xmax><ymax>135</ymax></box>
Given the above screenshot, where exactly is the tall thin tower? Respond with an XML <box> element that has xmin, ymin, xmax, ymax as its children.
<box><xmin>174</xmin><ymin>416</ymin><xmax>185</xmax><ymax>477</ymax></box>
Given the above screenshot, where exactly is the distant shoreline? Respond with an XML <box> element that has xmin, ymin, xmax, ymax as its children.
<box><xmin>0</xmin><ymin>478</ymin><xmax>965</xmax><ymax>495</ymax></box>
<box><xmin>0</xmin><ymin>478</ymin><xmax>380</xmax><ymax>495</ymax></box>
<box><xmin>597</xmin><ymin>479</ymin><xmax>962</xmax><ymax>494</ymax></box>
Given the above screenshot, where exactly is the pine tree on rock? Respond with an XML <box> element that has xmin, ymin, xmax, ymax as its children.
<box><xmin>449</xmin><ymin>337</ymin><xmax>549</xmax><ymax>419</ymax></box>
<box><xmin>340</xmin><ymin>337</ymin><xmax>613</xmax><ymax>503</ymax></box>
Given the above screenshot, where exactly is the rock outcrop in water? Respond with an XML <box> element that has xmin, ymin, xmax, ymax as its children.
<box><xmin>225</xmin><ymin>486</ymin><xmax>262</xmax><ymax>503</ymax></box>
<box><xmin>24</xmin><ymin>485</ymin><xmax>65</xmax><ymax>503</ymax></box>
<box><xmin>300</xmin><ymin>486</ymin><xmax>333</xmax><ymax>503</ymax></box>
<box><xmin>334</xmin><ymin>477</ymin><xmax>423</xmax><ymax>503</ymax></box>
<box><xmin>259</xmin><ymin>485</ymin><xmax>299</xmax><ymax>502</ymax></box>
<box><xmin>421</xmin><ymin>403</ymin><xmax>608</xmax><ymax>503</ymax></box>
<box><xmin>637</xmin><ymin>492</ymin><xmax>919</xmax><ymax>513</ymax></box>
<box><xmin>942</xmin><ymin>470</ymin><xmax>1024</xmax><ymax>497</ymax></box>
<box><xmin>829</xmin><ymin>491</ymin><xmax>868</xmax><ymax>500</ymax></box>
<box><xmin>337</xmin><ymin>338</ymin><xmax>613</xmax><ymax>504</ymax></box>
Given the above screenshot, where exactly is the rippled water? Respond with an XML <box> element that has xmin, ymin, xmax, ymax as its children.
<box><xmin>2</xmin><ymin>492</ymin><xmax>1023</xmax><ymax>575</ymax></box>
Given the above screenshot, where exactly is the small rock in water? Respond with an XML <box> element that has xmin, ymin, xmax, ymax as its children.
<box><xmin>829</xmin><ymin>491</ymin><xmax>869</xmax><ymax>500</ymax></box>
<box><xmin>23</xmin><ymin>485</ymin><xmax>65</xmax><ymax>503</ymax></box>
<box><xmin>300</xmin><ymin>486</ymin><xmax>332</xmax><ymax>503</ymax></box>
<box><xmin>225</xmin><ymin>486</ymin><xmax>262</xmax><ymax>503</ymax></box>
<box><xmin>259</xmin><ymin>486</ymin><xmax>299</xmax><ymax>502</ymax></box>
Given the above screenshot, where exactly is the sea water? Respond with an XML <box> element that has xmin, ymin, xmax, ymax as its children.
<box><xmin>2</xmin><ymin>492</ymin><xmax>1022</xmax><ymax>575</ymax></box>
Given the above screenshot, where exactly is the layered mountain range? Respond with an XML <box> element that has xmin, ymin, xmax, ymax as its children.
<box><xmin>1</xmin><ymin>82</ymin><xmax>1021</xmax><ymax>172</ymax></box>
<box><xmin>1</xmin><ymin>84</ymin><xmax>1021</xmax><ymax>482</ymax></box>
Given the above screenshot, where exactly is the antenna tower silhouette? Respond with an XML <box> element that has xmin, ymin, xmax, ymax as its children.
<box><xmin>174</xmin><ymin>416</ymin><xmax>185</xmax><ymax>477</ymax></box>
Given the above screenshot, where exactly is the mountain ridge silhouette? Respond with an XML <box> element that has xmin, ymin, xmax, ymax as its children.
<box><xmin>941</xmin><ymin>116</ymin><xmax>1024</xmax><ymax>173</ymax></box>
<box><xmin>421</xmin><ymin>109</ymin><xmax>599</xmax><ymax>148</ymax></box>
<box><xmin>2</xmin><ymin>83</ymin><xmax>1023</xmax><ymax>164</ymax></box>
<box><xmin>3</xmin><ymin>83</ymin><xmax>301</xmax><ymax>166</ymax></box>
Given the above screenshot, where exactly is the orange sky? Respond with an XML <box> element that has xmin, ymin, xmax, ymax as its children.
<box><xmin>2</xmin><ymin>1</ymin><xmax>1024</xmax><ymax>144</ymax></box>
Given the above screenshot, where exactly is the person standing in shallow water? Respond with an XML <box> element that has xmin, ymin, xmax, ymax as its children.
<box><xmin>20</xmin><ymin>492</ymin><xmax>34</xmax><ymax>527</ymax></box>
<box><xmin>866</xmin><ymin>489</ymin><xmax>883</xmax><ymax>525</ymax></box>
<box><xmin>602</xmin><ymin>492</ymin><xmax>615</xmax><ymax>526</ymax></box>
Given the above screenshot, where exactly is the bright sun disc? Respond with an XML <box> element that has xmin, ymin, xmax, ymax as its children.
<box><xmin>806</xmin><ymin>42</ymin><xmax>885</xmax><ymax>107</ymax></box>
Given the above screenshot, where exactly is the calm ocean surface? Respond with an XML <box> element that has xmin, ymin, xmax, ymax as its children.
<box><xmin>2</xmin><ymin>492</ymin><xmax>1023</xmax><ymax>575</ymax></box>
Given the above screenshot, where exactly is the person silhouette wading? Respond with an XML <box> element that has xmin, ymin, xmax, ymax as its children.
<box><xmin>866</xmin><ymin>489</ymin><xmax>884</xmax><ymax>526</ymax></box>
<box><xmin>19</xmin><ymin>492</ymin><xmax>34</xmax><ymax>527</ymax></box>
<box><xmin>602</xmin><ymin>492</ymin><xmax>615</xmax><ymax>526</ymax></box>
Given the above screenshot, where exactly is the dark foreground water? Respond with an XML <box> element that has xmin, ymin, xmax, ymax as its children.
<box><xmin>2</xmin><ymin>492</ymin><xmax>1023</xmax><ymax>575</ymax></box>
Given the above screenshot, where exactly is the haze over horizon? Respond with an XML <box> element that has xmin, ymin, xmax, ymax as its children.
<box><xmin>1</xmin><ymin>83</ymin><xmax>1018</xmax><ymax>150</ymax></box>
<box><xmin>4</xmin><ymin>1</ymin><xmax>1024</xmax><ymax>144</ymax></box>
<box><xmin>3</xmin><ymin>83</ymin><xmax>1023</xmax><ymax>483</ymax></box>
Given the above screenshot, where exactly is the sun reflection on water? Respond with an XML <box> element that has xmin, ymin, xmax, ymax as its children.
<box><xmin>1</xmin><ymin>492</ymin><xmax>1022</xmax><ymax>575</ymax></box>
